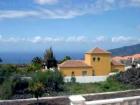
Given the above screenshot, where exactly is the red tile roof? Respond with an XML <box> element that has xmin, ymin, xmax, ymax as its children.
<box><xmin>86</xmin><ymin>47</ymin><xmax>111</xmax><ymax>54</ymax></box>
<box><xmin>112</xmin><ymin>56</ymin><xmax>124</xmax><ymax>61</ymax></box>
<box><xmin>58</xmin><ymin>60</ymin><xmax>92</xmax><ymax>68</ymax></box>
<box><xmin>112</xmin><ymin>54</ymin><xmax>140</xmax><ymax>61</ymax></box>
<box><xmin>132</xmin><ymin>54</ymin><xmax>140</xmax><ymax>59</ymax></box>
<box><xmin>111</xmin><ymin>60</ymin><xmax>124</xmax><ymax>66</ymax></box>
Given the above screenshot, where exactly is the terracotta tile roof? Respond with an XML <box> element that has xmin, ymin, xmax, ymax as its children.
<box><xmin>111</xmin><ymin>60</ymin><xmax>124</xmax><ymax>66</ymax></box>
<box><xmin>132</xmin><ymin>54</ymin><xmax>140</xmax><ymax>59</ymax></box>
<box><xmin>112</xmin><ymin>56</ymin><xmax>124</xmax><ymax>61</ymax></box>
<box><xmin>86</xmin><ymin>47</ymin><xmax>111</xmax><ymax>54</ymax></box>
<box><xmin>112</xmin><ymin>54</ymin><xmax>140</xmax><ymax>61</ymax></box>
<box><xmin>58</xmin><ymin>60</ymin><xmax>92</xmax><ymax>68</ymax></box>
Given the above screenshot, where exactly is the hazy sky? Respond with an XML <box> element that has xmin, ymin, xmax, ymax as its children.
<box><xmin>0</xmin><ymin>0</ymin><xmax>140</xmax><ymax>53</ymax></box>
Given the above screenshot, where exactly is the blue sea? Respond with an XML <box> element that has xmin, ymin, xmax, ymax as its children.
<box><xmin>0</xmin><ymin>52</ymin><xmax>83</xmax><ymax>64</ymax></box>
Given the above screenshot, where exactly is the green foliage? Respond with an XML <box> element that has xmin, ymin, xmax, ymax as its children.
<box><xmin>32</xmin><ymin>57</ymin><xmax>42</xmax><ymax>65</ymax></box>
<box><xmin>0</xmin><ymin>80</ymin><xmax>13</xmax><ymax>99</ymax></box>
<box><xmin>64</xmin><ymin>76</ymin><xmax>135</xmax><ymax>95</ymax></box>
<box><xmin>33</xmin><ymin>63</ymin><xmax>42</xmax><ymax>71</ymax></box>
<box><xmin>26</xmin><ymin>64</ymin><xmax>42</xmax><ymax>72</ymax></box>
<box><xmin>29</xmin><ymin>81</ymin><xmax>44</xmax><ymax>98</ymax></box>
<box><xmin>99</xmin><ymin>77</ymin><xmax>133</xmax><ymax>92</ymax></box>
<box><xmin>30</xmin><ymin>56</ymin><xmax>43</xmax><ymax>71</ymax></box>
<box><xmin>32</xmin><ymin>70</ymin><xmax>64</xmax><ymax>93</ymax></box>
<box><xmin>115</xmin><ymin>68</ymin><xmax>140</xmax><ymax>88</ymax></box>
<box><xmin>44</xmin><ymin>47</ymin><xmax>54</xmax><ymax>61</ymax></box>
<box><xmin>11</xmin><ymin>74</ymin><xmax>30</xmax><ymax>94</ymax></box>
<box><xmin>27</xmin><ymin>65</ymin><xmax>35</xmax><ymax>72</ymax></box>
<box><xmin>0</xmin><ymin>65</ymin><xmax>17</xmax><ymax>84</ymax></box>
<box><xmin>70</xmin><ymin>76</ymin><xmax>76</xmax><ymax>83</ymax></box>
<box><xmin>0</xmin><ymin>65</ymin><xmax>16</xmax><ymax>76</ymax></box>
<box><xmin>60</xmin><ymin>56</ymin><xmax>71</xmax><ymax>63</ymax></box>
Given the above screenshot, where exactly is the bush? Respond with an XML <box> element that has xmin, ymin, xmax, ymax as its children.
<box><xmin>115</xmin><ymin>68</ymin><xmax>140</xmax><ymax>87</ymax></box>
<box><xmin>70</xmin><ymin>76</ymin><xmax>76</xmax><ymax>83</ymax></box>
<box><xmin>28</xmin><ymin>81</ymin><xmax>44</xmax><ymax>98</ymax></box>
<box><xmin>11</xmin><ymin>75</ymin><xmax>30</xmax><ymax>94</ymax></box>
<box><xmin>99</xmin><ymin>77</ymin><xmax>128</xmax><ymax>92</ymax></box>
<box><xmin>0</xmin><ymin>65</ymin><xmax>17</xmax><ymax>84</ymax></box>
<box><xmin>0</xmin><ymin>80</ymin><xmax>13</xmax><ymax>99</ymax></box>
<box><xmin>32</xmin><ymin>70</ymin><xmax>64</xmax><ymax>93</ymax></box>
<box><xmin>0</xmin><ymin>65</ymin><xmax>16</xmax><ymax>77</ymax></box>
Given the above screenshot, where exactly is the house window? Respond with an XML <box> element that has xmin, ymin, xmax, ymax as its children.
<box><xmin>97</xmin><ymin>57</ymin><xmax>100</xmax><ymax>61</ymax></box>
<box><xmin>92</xmin><ymin>70</ymin><xmax>95</xmax><ymax>76</ymax></box>
<box><xmin>93</xmin><ymin>57</ymin><xmax>96</xmax><ymax>62</ymax></box>
<box><xmin>82</xmin><ymin>71</ymin><xmax>87</xmax><ymax>76</ymax></box>
<box><xmin>71</xmin><ymin>71</ymin><xmax>75</xmax><ymax>76</ymax></box>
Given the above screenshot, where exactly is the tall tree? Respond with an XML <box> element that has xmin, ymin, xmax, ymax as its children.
<box><xmin>44</xmin><ymin>47</ymin><xmax>57</xmax><ymax>69</ymax></box>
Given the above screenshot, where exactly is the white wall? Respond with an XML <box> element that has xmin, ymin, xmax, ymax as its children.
<box><xmin>69</xmin><ymin>95</ymin><xmax>140</xmax><ymax>105</ymax></box>
<box><xmin>64</xmin><ymin>76</ymin><xmax>108</xmax><ymax>83</ymax></box>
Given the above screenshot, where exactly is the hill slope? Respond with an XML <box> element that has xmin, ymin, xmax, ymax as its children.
<box><xmin>109</xmin><ymin>44</ymin><xmax>140</xmax><ymax>56</ymax></box>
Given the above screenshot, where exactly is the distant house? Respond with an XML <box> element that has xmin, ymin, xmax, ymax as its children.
<box><xmin>58</xmin><ymin>47</ymin><xmax>125</xmax><ymax>77</ymax></box>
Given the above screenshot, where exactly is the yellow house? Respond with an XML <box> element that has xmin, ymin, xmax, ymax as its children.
<box><xmin>58</xmin><ymin>47</ymin><xmax>125</xmax><ymax>76</ymax></box>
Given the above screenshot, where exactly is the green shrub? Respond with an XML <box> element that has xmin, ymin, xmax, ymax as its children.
<box><xmin>28</xmin><ymin>81</ymin><xmax>44</xmax><ymax>98</ymax></box>
<box><xmin>70</xmin><ymin>76</ymin><xmax>76</xmax><ymax>83</ymax></box>
<box><xmin>11</xmin><ymin>74</ymin><xmax>30</xmax><ymax>94</ymax></box>
<box><xmin>32</xmin><ymin>70</ymin><xmax>64</xmax><ymax>93</ymax></box>
<box><xmin>0</xmin><ymin>64</ymin><xmax>17</xmax><ymax>84</ymax></box>
<box><xmin>0</xmin><ymin>65</ymin><xmax>16</xmax><ymax>77</ymax></box>
<box><xmin>0</xmin><ymin>80</ymin><xmax>13</xmax><ymax>99</ymax></box>
<box><xmin>115</xmin><ymin>68</ymin><xmax>140</xmax><ymax>88</ymax></box>
<box><xmin>100</xmin><ymin>76</ymin><xmax>135</xmax><ymax>92</ymax></box>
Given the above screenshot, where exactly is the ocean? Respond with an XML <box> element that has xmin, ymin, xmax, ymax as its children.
<box><xmin>0</xmin><ymin>52</ymin><xmax>83</xmax><ymax>64</ymax></box>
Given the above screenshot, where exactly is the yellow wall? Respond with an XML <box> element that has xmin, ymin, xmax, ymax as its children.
<box><xmin>60</xmin><ymin>67</ymin><xmax>93</xmax><ymax>76</ymax></box>
<box><xmin>85</xmin><ymin>53</ymin><xmax>111</xmax><ymax>76</ymax></box>
<box><xmin>85</xmin><ymin>54</ymin><xmax>92</xmax><ymax>65</ymax></box>
<box><xmin>111</xmin><ymin>65</ymin><xmax>125</xmax><ymax>72</ymax></box>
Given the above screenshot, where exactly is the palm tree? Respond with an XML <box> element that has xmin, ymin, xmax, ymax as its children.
<box><xmin>29</xmin><ymin>81</ymin><xmax>44</xmax><ymax>105</ymax></box>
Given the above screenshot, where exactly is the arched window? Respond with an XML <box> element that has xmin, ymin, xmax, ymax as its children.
<box><xmin>71</xmin><ymin>71</ymin><xmax>75</xmax><ymax>76</ymax></box>
<box><xmin>97</xmin><ymin>57</ymin><xmax>100</xmax><ymax>61</ymax></box>
<box><xmin>93</xmin><ymin>57</ymin><xmax>96</xmax><ymax>61</ymax></box>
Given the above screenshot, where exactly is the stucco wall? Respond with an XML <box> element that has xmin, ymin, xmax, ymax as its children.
<box><xmin>60</xmin><ymin>67</ymin><xmax>93</xmax><ymax>76</ymax></box>
<box><xmin>111</xmin><ymin>65</ymin><xmax>125</xmax><ymax>72</ymax></box>
<box><xmin>85</xmin><ymin>53</ymin><xmax>111</xmax><ymax>76</ymax></box>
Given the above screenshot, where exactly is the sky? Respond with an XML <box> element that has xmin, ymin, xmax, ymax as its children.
<box><xmin>0</xmin><ymin>0</ymin><xmax>140</xmax><ymax>53</ymax></box>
